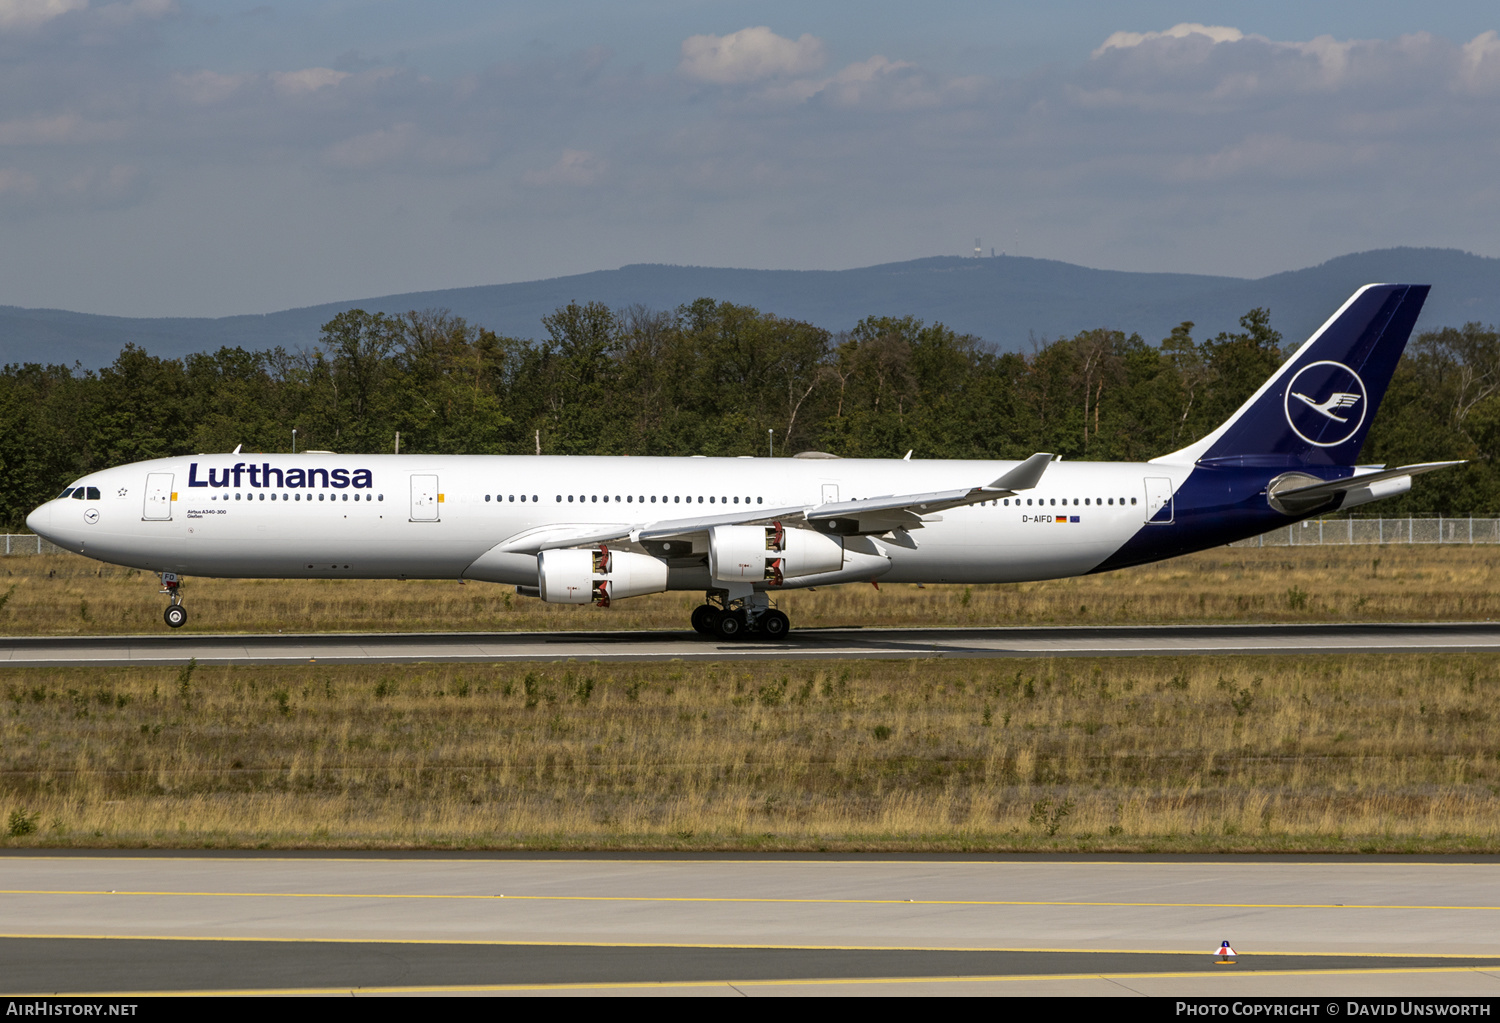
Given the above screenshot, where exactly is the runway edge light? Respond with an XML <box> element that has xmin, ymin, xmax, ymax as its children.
<box><xmin>1215</xmin><ymin>940</ymin><xmax>1237</xmax><ymax>964</ymax></box>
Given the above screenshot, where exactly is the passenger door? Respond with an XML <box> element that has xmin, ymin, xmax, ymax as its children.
<box><xmin>410</xmin><ymin>474</ymin><xmax>440</xmax><ymax>521</ymax></box>
<box><xmin>143</xmin><ymin>473</ymin><xmax>174</xmax><ymax>520</ymax></box>
<box><xmin>1144</xmin><ymin>477</ymin><xmax>1174</xmax><ymax>524</ymax></box>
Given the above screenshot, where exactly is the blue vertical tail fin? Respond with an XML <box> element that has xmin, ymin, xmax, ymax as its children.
<box><xmin>1156</xmin><ymin>283</ymin><xmax>1429</xmax><ymax>467</ymax></box>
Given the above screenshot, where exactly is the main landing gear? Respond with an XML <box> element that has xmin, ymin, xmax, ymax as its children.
<box><xmin>691</xmin><ymin>592</ymin><xmax>790</xmax><ymax>641</ymax></box>
<box><xmin>159</xmin><ymin>572</ymin><xmax>187</xmax><ymax>629</ymax></box>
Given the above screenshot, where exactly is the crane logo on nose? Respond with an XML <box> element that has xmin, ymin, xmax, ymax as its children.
<box><xmin>83</xmin><ymin>509</ymin><xmax>99</xmax><ymax>525</ymax></box>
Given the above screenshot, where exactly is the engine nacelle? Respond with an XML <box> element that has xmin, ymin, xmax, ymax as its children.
<box><xmin>536</xmin><ymin>546</ymin><xmax>669</xmax><ymax>606</ymax></box>
<box><xmin>709</xmin><ymin>523</ymin><xmax>843</xmax><ymax>585</ymax></box>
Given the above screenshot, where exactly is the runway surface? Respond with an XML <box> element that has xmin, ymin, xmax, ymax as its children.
<box><xmin>4</xmin><ymin>855</ymin><xmax>1500</xmax><ymax>996</ymax></box>
<box><xmin>4</xmin><ymin>621</ymin><xmax>1500</xmax><ymax>667</ymax></box>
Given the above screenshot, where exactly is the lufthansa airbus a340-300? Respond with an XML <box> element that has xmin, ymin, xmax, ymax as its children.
<box><xmin>27</xmin><ymin>284</ymin><xmax>1460</xmax><ymax>637</ymax></box>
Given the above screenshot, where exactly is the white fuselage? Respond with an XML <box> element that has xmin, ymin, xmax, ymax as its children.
<box><xmin>26</xmin><ymin>454</ymin><xmax>1188</xmax><ymax>590</ymax></box>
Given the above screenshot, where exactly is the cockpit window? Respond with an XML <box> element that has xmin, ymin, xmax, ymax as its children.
<box><xmin>58</xmin><ymin>488</ymin><xmax>75</xmax><ymax>499</ymax></box>
<box><xmin>71</xmin><ymin>489</ymin><xmax>85</xmax><ymax>500</ymax></box>
<box><xmin>86</xmin><ymin>487</ymin><xmax>101</xmax><ymax>500</ymax></box>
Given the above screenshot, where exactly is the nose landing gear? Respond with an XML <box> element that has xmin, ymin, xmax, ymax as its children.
<box><xmin>159</xmin><ymin>572</ymin><xmax>187</xmax><ymax>628</ymax></box>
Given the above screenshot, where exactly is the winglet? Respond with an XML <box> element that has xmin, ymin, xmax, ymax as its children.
<box><xmin>988</xmin><ymin>452</ymin><xmax>1053</xmax><ymax>492</ymax></box>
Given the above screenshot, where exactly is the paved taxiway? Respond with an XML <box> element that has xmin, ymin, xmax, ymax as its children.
<box><xmin>4</xmin><ymin>855</ymin><xmax>1500</xmax><ymax>996</ymax></box>
<box><xmin>3</xmin><ymin>621</ymin><xmax>1500</xmax><ymax>667</ymax></box>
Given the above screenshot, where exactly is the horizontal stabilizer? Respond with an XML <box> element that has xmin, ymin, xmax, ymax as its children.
<box><xmin>1268</xmin><ymin>460</ymin><xmax>1464</xmax><ymax>515</ymax></box>
<box><xmin>1274</xmin><ymin>461</ymin><xmax>1464</xmax><ymax>503</ymax></box>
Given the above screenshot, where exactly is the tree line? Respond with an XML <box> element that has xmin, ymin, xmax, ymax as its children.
<box><xmin>0</xmin><ymin>297</ymin><xmax>1495</xmax><ymax>529</ymax></box>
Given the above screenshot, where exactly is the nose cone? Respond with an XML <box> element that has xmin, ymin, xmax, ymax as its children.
<box><xmin>25</xmin><ymin>502</ymin><xmax>51</xmax><ymax>541</ymax></box>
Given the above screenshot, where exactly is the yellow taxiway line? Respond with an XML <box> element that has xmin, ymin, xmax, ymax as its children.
<box><xmin>3</xmin><ymin>932</ymin><xmax>1499</xmax><ymax>960</ymax></box>
<box><xmin>3</xmin><ymin>888</ymin><xmax>1500</xmax><ymax>912</ymax></box>
<box><xmin>20</xmin><ymin>965</ymin><xmax>1500</xmax><ymax>998</ymax></box>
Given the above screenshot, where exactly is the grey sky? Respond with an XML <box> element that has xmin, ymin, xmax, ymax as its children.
<box><xmin>0</xmin><ymin>1</ymin><xmax>1496</xmax><ymax>317</ymax></box>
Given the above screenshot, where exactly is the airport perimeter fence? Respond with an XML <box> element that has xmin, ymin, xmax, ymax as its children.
<box><xmin>0</xmin><ymin>518</ymin><xmax>1497</xmax><ymax>555</ymax></box>
<box><xmin>1230</xmin><ymin>517</ymin><xmax>1500</xmax><ymax>546</ymax></box>
<box><xmin>0</xmin><ymin>535</ymin><xmax>67</xmax><ymax>555</ymax></box>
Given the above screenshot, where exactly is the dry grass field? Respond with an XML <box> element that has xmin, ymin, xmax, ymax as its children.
<box><xmin>3</xmin><ymin>654</ymin><xmax>1499</xmax><ymax>852</ymax></box>
<box><xmin>3</xmin><ymin>544</ymin><xmax>1498</xmax><ymax>852</ymax></box>
<box><xmin>1</xmin><ymin>542</ymin><xmax>1498</xmax><ymax>634</ymax></box>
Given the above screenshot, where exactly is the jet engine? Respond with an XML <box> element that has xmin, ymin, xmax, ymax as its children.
<box><xmin>537</xmin><ymin>546</ymin><xmax>669</xmax><ymax>607</ymax></box>
<box><xmin>709</xmin><ymin>522</ymin><xmax>843</xmax><ymax>585</ymax></box>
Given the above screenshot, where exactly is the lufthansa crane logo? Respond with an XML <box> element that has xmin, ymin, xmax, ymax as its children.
<box><xmin>1283</xmin><ymin>360</ymin><xmax>1367</xmax><ymax>447</ymax></box>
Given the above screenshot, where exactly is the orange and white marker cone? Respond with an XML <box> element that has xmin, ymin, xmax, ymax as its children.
<box><xmin>1215</xmin><ymin>941</ymin><xmax>1237</xmax><ymax>964</ymax></box>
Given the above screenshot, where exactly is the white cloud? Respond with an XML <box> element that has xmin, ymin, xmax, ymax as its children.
<box><xmin>3</xmin><ymin>13</ymin><xmax>1500</xmax><ymax>312</ymax></box>
<box><xmin>1079</xmin><ymin>25</ymin><xmax>1500</xmax><ymax>107</ymax></box>
<box><xmin>53</xmin><ymin>163</ymin><xmax>144</xmax><ymax>208</ymax></box>
<box><xmin>323</xmin><ymin>123</ymin><xmax>419</xmax><ymax>169</ymax></box>
<box><xmin>719</xmin><ymin>49</ymin><xmax>984</xmax><ymax>111</ymax></box>
<box><xmin>171</xmin><ymin>70</ymin><xmax>250</xmax><ymax>106</ymax></box>
<box><xmin>0</xmin><ymin>163</ymin><xmax>144</xmax><ymax>212</ymax></box>
<box><xmin>0</xmin><ymin>114</ymin><xmax>122</xmax><ymax>145</ymax></box>
<box><xmin>812</xmin><ymin>55</ymin><xmax>981</xmax><ymax>110</ymax></box>
<box><xmin>522</xmin><ymin>149</ymin><xmax>606</xmax><ymax>188</ymax></box>
<box><xmin>323</xmin><ymin>122</ymin><xmax>488</xmax><ymax>172</ymax></box>
<box><xmin>1093</xmin><ymin>23</ymin><xmax>1245</xmax><ymax>57</ymax></box>
<box><xmin>0</xmin><ymin>0</ymin><xmax>85</xmax><ymax>28</ymax></box>
<box><xmin>1460</xmin><ymin>30</ymin><xmax>1500</xmax><ymax>91</ymax></box>
<box><xmin>0</xmin><ymin>0</ymin><xmax>172</xmax><ymax>30</ymax></box>
<box><xmin>679</xmin><ymin>26</ymin><xmax>825</xmax><ymax>84</ymax></box>
<box><xmin>271</xmin><ymin>67</ymin><xmax>350</xmax><ymax>97</ymax></box>
<box><xmin>0</xmin><ymin>167</ymin><xmax>39</xmax><ymax>196</ymax></box>
<box><xmin>94</xmin><ymin>0</ymin><xmax>171</xmax><ymax>26</ymax></box>
<box><xmin>1168</xmin><ymin>133</ymin><xmax>1361</xmax><ymax>183</ymax></box>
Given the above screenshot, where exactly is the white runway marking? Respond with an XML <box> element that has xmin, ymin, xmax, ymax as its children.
<box><xmin>1</xmin><ymin>622</ymin><xmax>1499</xmax><ymax>665</ymax></box>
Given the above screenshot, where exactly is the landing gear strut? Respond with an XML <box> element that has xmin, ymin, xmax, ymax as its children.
<box><xmin>159</xmin><ymin>572</ymin><xmax>187</xmax><ymax>629</ymax></box>
<box><xmin>691</xmin><ymin>592</ymin><xmax>790</xmax><ymax>640</ymax></box>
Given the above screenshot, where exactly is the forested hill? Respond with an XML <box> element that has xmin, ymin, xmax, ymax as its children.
<box><xmin>0</xmin><ymin>298</ymin><xmax>1495</xmax><ymax>530</ymax></box>
<box><xmin>3</xmin><ymin>247</ymin><xmax>1499</xmax><ymax>368</ymax></box>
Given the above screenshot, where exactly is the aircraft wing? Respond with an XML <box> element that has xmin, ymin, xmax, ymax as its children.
<box><xmin>496</xmin><ymin>505</ymin><xmax>809</xmax><ymax>554</ymax></box>
<box><xmin>494</xmin><ymin>452</ymin><xmax>1055</xmax><ymax>554</ymax></box>
<box><xmin>804</xmin><ymin>452</ymin><xmax>1055</xmax><ymax>530</ymax></box>
<box><xmin>494</xmin><ymin>522</ymin><xmax>640</xmax><ymax>554</ymax></box>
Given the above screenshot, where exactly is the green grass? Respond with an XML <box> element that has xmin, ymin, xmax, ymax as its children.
<box><xmin>2</xmin><ymin>542</ymin><xmax>1500</xmax><ymax>634</ymax></box>
<box><xmin>4</xmin><ymin>654</ymin><xmax>1500</xmax><ymax>852</ymax></box>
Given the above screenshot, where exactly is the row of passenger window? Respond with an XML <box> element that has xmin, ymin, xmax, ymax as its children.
<box><xmin>553</xmin><ymin>494</ymin><xmax>763</xmax><ymax>505</ymax></box>
<box><xmin>982</xmin><ymin>496</ymin><xmax>1138</xmax><ymax>507</ymax></box>
<box><xmin>208</xmin><ymin>492</ymin><xmax>384</xmax><ymax>502</ymax></box>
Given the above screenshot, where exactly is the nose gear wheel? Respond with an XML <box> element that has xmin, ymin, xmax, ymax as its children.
<box><xmin>159</xmin><ymin>572</ymin><xmax>186</xmax><ymax>628</ymax></box>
